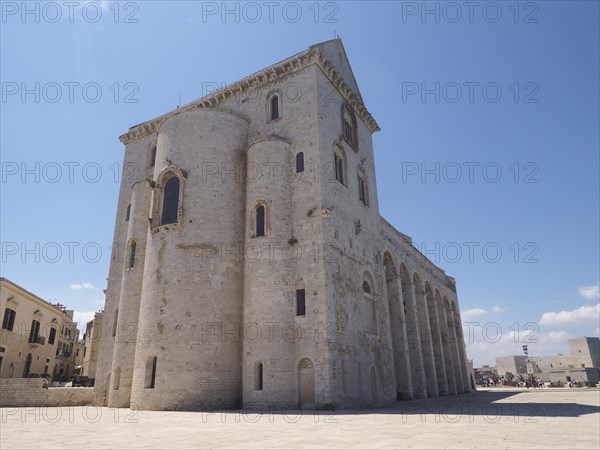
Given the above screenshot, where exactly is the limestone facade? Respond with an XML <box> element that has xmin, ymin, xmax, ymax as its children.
<box><xmin>0</xmin><ymin>278</ymin><xmax>80</xmax><ymax>381</ymax></box>
<box><xmin>80</xmin><ymin>312</ymin><xmax>103</xmax><ymax>379</ymax></box>
<box><xmin>94</xmin><ymin>39</ymin><xmax>471</xmax><ymax>410</ymax></box>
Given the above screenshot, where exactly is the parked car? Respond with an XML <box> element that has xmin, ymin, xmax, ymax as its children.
<box><xmin>72</xmin><ymin>375</ymin><xmax>93</xmax><ymax>387</ymax></box>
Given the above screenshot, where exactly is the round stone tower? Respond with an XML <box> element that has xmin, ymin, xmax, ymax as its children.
<box><xmin>130</xmin><ymin>108</ymin><xmax>248</xmax><ymax>410</ymax></box>
<box><xmin>242</xmin><ymin>137</ymin><xmax>297</xmax><ymax>408</ymax></box>
<box><xmin>108</xmin><ymin>179</ymin><xmax>152</xmax><ymax>408</ymax></box>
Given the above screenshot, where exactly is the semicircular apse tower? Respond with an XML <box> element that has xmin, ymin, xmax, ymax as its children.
<box><xmin>129</xmin><ymin>108</ymin><xmax>248</xmax><ymax>410</ymax></box>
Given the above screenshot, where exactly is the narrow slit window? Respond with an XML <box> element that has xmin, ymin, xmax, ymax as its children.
<box><xmin>149</xmin><ymin>146</ymin><xmax>157</xmax><ymax>167</ymax></box>
<box><xmin>270</xmin><ymin>95</ymin><xmax>279</xmax><ymax>120</ymax></box>
<box><xmin>256</xmin><ymin>205</ymin><xmax>265</xmax><ymax>237</ymax></box>
<box><xmin>128</xmin><ymin>241</ymin><xmax>137</xmax><ymax>268</ymax></box>
<box><xmin>358</xmin><ymin>175</ymin><xmax>368</xmax><ymax>205</ymax></box>
<box><xmin>254</xmin><ymin>363</ymin><xmax>263</xmax><ymax>390</ymax></box>
<box><xmin>112</xmin><ymin>308</ymin><xmax>119</xmax><ymax>337</ymax></box>
<box><xmin>146</xmin><ymin>355</ymin><xmax>157</xmax><ymax>389</ymax></box>
<box><xmin>335</xmin><ymin>153</ymin><xmax>345</xmax><ymax>185</ymax></box>
<box><xmin>296</xmin><ymin>152</ymin><xmax>304</xmax><ymax>173</ymax></box>
<box><xmin>296</xmin><ymin>289</ymin><xmax>306</xmax><ymax>316</ymax></box>
<box><xmin>126</xmin><ymin>204</ymin><xmax>131</xmax><ymax>222</ymax></box>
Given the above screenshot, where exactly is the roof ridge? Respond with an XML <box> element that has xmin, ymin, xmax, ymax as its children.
<box><xmin>120</xmin><ymin>42</ymin><xmax>379</xmax><ymax>145</ymax></box>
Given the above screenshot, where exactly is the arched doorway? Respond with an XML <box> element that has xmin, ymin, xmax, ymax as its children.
<box><xmin>298</xmin><ymin>358</ymin><xmax>315</xmax><ymax>409</ymax></box>
<box><xmin>23</xmin><ymin>353</ymin><xmax>32</xmax><ymax>378</ymax></box>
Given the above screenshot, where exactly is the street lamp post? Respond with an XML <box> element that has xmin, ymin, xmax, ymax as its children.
<box><xmin>522</xmin><ymin>344</ymin><xmax>534</xmax><ymax>386</ymax></box>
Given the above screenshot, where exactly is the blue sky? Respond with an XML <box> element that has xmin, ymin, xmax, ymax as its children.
<box><xmin>1</xmin><ymin>1</ymin><xmax>598</xmax><ymax>366</ymax></box>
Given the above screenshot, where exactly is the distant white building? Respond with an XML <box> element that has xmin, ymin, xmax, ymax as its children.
<box><xmin>496</xmin><ymin>337</ymin><xmax>600</xmax><ymax>385</ymax></box>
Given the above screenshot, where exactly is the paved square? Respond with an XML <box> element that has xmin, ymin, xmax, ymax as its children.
<box><xmin>1</xmin><ymin>388</ymin><xmax>599</xmax><ymax>449</ymax></box>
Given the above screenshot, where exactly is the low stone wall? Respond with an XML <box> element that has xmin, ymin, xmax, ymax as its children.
<box><xmin>0</xmin><ymin>378</ymin><xmax>93</xmax><ymax>407</ymax></box>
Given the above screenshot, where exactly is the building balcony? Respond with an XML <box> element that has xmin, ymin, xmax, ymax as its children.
<box><xmin>29</xmin><ymin>335</ymin><xmax>45</xmax><ymax>346</ymax></box>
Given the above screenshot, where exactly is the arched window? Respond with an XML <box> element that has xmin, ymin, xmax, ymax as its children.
<box><xmin>161</xmin><ymin>176</ymin><xmax>180</xmax><ymax>225</ymax></box>
<box><xmin>296</xmin><ymin>152</ymin><xmax>304</xmax><ymax>173</ymax></box>
<box><xmin>255</xmin><ymin>205</ymin><xmax>265</xmax><ymax>237</ymax></box>
<box><xmin>334</xmin><ymin>147</ymin><xmax>347</xmax><ymax>186</ymax></box>
<box><xmin>128</xmin><ymin>241</ymin><xmax>137</xmax><ymax>268</ymax></box>
<box><xmin>145</xmin><ymin>355</ymin><xmax>157</xmax><ymax>389</ymax></box>
<box><xmin>254</xmin><ymin>362</ymin><xmax>263</xmax><ymax>390</ymax></box>
<box><xmin>125</xmin><ymin>204</ymin><xmax>131</xmax><ymax>222</ymax></box>
<box><xmin>270</xmin><ymin>95</ymin><xmax>280</xmax><ymax>121</ymax></box>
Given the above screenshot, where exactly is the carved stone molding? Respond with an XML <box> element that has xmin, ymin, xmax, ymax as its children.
<box><xmin>120</xmin><ymin>47</ymin><xmax>380</xmax><ymax>145</ymax></box>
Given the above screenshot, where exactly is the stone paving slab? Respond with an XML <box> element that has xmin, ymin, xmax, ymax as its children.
<box><xmin>1</xmin><ymin>389</ymin><xmax>599</xmax><ymax>449</ymax></box>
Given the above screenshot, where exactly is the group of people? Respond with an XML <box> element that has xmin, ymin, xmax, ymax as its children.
<box><xmin>477</xmin><ymin>375</ymin><xmax>587</xmax><ymax>389</ymax></box>
<box><xmin>522</xmin><ymin>378</ymin><xmax>545</xmax><ymax>389</ymax></box>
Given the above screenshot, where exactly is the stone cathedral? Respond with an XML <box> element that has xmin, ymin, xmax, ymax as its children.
<box><xmin>94</xmin><ymin>39</ymin><xmax>471</xmax><ymax>411</ymax></box>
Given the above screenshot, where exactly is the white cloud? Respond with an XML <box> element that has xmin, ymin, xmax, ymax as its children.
<box><xmin>593</xmin><ymin>327</ymin><xmax>600</xmax><ymax>337</ymax></box>
<box><xmin>579</xmin><ymin>283</ymin><xmax>600</xmax><ymax>300</ymax></box>
<box><xmin>462</xmin><ymin>308</ymin><xmax>487</xmax><ymax>321</ymax></box>
<box><xmin>545</xmin><ymin>331</ymin><xmax>571</xmax><ymax>343</ymax></box>
<box><xmin>491</xmin><ymin>305</ymin><xmax>506</xmax><ymax>313</ymax></box>
<box><xmin>539</xmin><ymin>303</ymin><xmax>600</xmax><ymax>326</ymax></box>
<box><xmin>73</xmin><ymin>311</ymin><xmax>96</xmax><ymax>328</ymax></box>
<box><xmin>70</xmin><ymin>282</ymin><xmax>95</xmax><ymax>290</ymax></box>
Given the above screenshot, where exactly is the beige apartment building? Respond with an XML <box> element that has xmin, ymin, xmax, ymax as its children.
<box><xmin>79</xmin><ymin>313</ymin><xmax>103</xmax><ymax>379</ymax></box>
<box><xmin>0</xmin><ymin>278</ymin><xmax>79</xmax><ymax>381</ymax></box>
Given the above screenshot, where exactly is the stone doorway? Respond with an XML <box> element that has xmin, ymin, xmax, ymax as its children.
<box><xmin>298</xmin><ymin>358</ymin><xmax>315</xmax><ymax>409</ymax></box>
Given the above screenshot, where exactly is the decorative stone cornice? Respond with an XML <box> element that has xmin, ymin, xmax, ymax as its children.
<box><xmin>119</xmin><ymin>47</ymin><xmax>380</xmax><ymax>145</ymax></box>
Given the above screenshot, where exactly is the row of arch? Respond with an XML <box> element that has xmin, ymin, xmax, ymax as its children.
<box><xmin>380</xmin><ymin>251</ymin><xmax>470</xmax><ymax>399</ymax></box>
